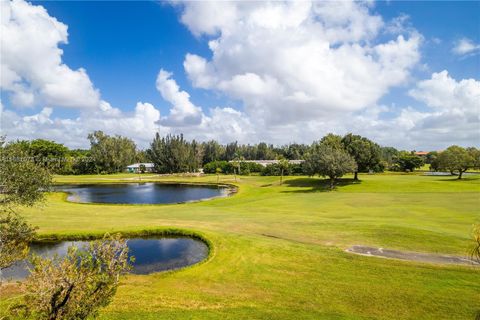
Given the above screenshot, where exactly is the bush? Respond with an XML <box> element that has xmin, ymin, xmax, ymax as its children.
<box><xmin>12</xmin><ymin>234</ymin><xmax>131</xmax><ymax>320</ymax></box>
<box><xmin>261</xmin><ymin>164</ymin><xmax>281</xmax><ymax>176</ymax></box>
<box><xmin>392</xmin><ymin>152</ymin><xmax>424</xmax><ymax>172</ymax></box>
<box><xmin>203</xmin><ymin>161</ymin><xmax>263</xmax><ymax>175</ymax></box>
<box><xmin>240</xmin><ymin>162</ymin><xmax>263</xmax><ymax>174</ymax></box>
<box><xmin>203</xmin><ymin>161</ymin><xmax>229</xmax><ymax>174</ymax></box>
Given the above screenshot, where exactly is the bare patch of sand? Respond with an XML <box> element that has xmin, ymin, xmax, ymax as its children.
<box><xmin>346</xmin><ymin>245</ymin><xmax>478</xmax><ymax>266</ymax></box>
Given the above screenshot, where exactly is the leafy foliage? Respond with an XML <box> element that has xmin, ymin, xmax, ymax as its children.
<box><xmin>0</xmin><ymin>137</ymin><xmax>51</xmax><ymax>275</ymax></box>
<box><xmin>12</xmin><ymin>234</ymin><xmax>131</xmax><ymax>320</ymax></box>
<box><xmin>341</xmin><ymin>133</ymin><xmax>382</xmax><ymax>180</ymax></box>
<box><xmin>319</xmin><ymin>133</ymin><xmax>343</xmax><ymax>149</ymax></box>
<box><xmin>0</xmin><ymin>141</ymin><xmax>52</xmax><ymax>207</ymax></box>
<box><xmin>88</xmin><ymin>131</ymin><xmax>137</xmax><ymax>174</ymax></box>
<box><xmin>203</xmin><ymin>160</ymin><xmax>264</xmax><ymax>175</ymax></box>
<box><xmin>393</xmin><ymin>152</ymin><xmax>424</xmax><ymax>172</ymax></box>
<box><xmin>0</xmin><ymin>213</ymin><xmax>36</xmax><ymax>270</ymax></box>
<box><xmin>427</xmin><ymin>151</ymin><xmax>440</xmax><ymax>171</ymax></box>
<box><xmin>3</xmin><ymin>139</ymin><xmax>69</xmax><ymax>174</ymax></box>
<box><xmin>303</xmin><ymin>142</ymin><xmax>357</xmax><ymax>188</ymax></box>
<box><xmin>202</xmin><ymin>140</ymin><xmax>225</xmax><ymax>164</ymax></box>
<box><xmin>69</xmin><ymin>149</ymin><xmax>96</xmax><ymax>175</ymax></box>
<box><xmin>437</xmin><ymin>145</ymin><xmax>475</xmax><ymax>179</ymax></box>
<box><xmin>380</xmin><ymin>146</ymin><xmax>399</xmax><ymax>170</ymax></box>
<box><xmin>147</xmin><ymin>133</ymin><xmax>203</xmax><ymax>173</ymax></box>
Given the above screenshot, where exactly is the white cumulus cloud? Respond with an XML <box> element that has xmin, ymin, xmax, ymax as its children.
<box><xmin>1</xmin><ymin>101</ymin><xmax>162</xmax><ymax>149</ymax></box>
<box><xmin>0</xmin><ymin>0</ymin><xmax>101</xmax><ymax>109</ymax></box>
<box><xmin>452</xmin><ymin>37</ymin><xmax>480</xmax><ymax>56</ymax></box>
<box><xmin>155</xmin><ymin>69</ymin><xmax>203</xmax><ymax>127</ymax></box>
<box><xmin>178</xmin><ymin>1</ymin><xmax>421</xmax><ymax>127</ymax></box>
<box><xmin>1</xmin><ymin>0</ymin><xmax>479</xmax><ymax>151</ymax></box>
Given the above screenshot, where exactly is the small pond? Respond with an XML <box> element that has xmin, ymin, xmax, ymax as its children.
<box><xmin>54</xmin><ymin>183</ymin><xmax>231</xmax><ymax>204</ymax></box>
<box><xmin>1</xmin><ymin>237</ymin><xmax>209</xmax><ymax>280</ymax></box>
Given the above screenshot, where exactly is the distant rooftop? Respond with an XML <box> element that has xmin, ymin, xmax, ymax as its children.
<box><xmin>126</xmin><ymin>163</ymin><xmax>154</xmax><ymax>168</ymax></box>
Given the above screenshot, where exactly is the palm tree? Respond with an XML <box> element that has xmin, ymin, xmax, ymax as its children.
<box><xmin>278</xmin><ymin>158</ymin><xmax>290</xmax><ymax>185</ymax></box>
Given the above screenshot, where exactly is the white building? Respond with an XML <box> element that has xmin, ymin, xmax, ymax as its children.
<box><xmin>229</xmin><ymin>160</ymin><xmax>304</xmax><ymax>167</ymax></box>
<box><xmin>126</xmin><ymin>163</ymin><xmax>155</xmax><ymax>173</ymax></box>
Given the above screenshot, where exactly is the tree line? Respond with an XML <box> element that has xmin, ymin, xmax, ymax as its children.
<box><xmin>1</xmin><ymin>136</ymin><xmax>479</xmax><ymax>319</ymax></box>
<box><xmin>3</xmin><ymin>132</ymin><xmax>479</xmax><ymax>181</ymax></box>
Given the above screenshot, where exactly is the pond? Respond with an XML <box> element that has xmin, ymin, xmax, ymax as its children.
<box><xmin>1</xmin><ymin>237</ymin><xmax>209</xmax><ymax>280</ymax></box>
<box><xmin>54</xmin><ymin>183</ymin><xmax>231</xmax><ymax>204</ymax></box>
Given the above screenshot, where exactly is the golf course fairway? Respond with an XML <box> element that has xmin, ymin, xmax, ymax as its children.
<box><xmin>1</xmin><ymin>173</ymin><xmax>479</xmax><ymax>319</ymax></box>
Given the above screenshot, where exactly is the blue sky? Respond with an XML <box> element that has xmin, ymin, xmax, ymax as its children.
<box><xmin>1</xmin><ymin>1</ymin><xmax>479</xmax><ymax>149</ymax></box>
<box><xmin>28</xmin><ymin>0</ymin><xmax>234</xmax><ymax>118</ymax></box>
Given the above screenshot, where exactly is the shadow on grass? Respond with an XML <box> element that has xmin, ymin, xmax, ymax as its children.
<box><xmin>430</xmin><ymin>175</ymin><xmax>480</xmax><ymax>182</ymax></box>
<box><xmin>280</xmin><ymin>177</ymin><xmax>361</xmax><ymax>193</ymax></box>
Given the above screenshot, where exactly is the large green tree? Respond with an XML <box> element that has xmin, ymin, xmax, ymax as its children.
<box><xmin>4</xmin><ymin>139</ymin><xmax>69</xmax><ymax>174</ymax></box>
<box><xmin>69</xmin><ymin>149</ymin><xmax>96</xmax><ymax>175</ymax></box>
<box><xmin>0</xmin><ymin>138</ymin><xmax>52</xmax><ymax>271</ymax></box>
<box><xmin>394</xmin><ymin>152</ymin><xmax>424</xmax><ymax>172</ymax></box>
<box><xmin>437</xmin><ymin>145</ymin><xmax>475</xmax><ymax>179</ymax></box>
<box><xmin>282</xmin><ymin>143</ymin><xmax>308</xmax><ymax>160</ymax></box>
<box><xmin>426</xmin><ymin>151</ymin><xmax>440</xmax><ymax>171</ymax></box>
<box><xmin>148</xmin><ymin>133</ymin><xmax>203</xmax><ymax>173</ymax></box>
<box><xmin>202</xmin><ymin>140</ymin><xmax>225</xmax><ymax>164</ymax></box>
<box><xmin>224</xmin><ymin>142</ymin><xmax>239</xmax><ymax>161</ymax></box>
<box><xmin>319</xmin><ymin>133</ymin><xmax>343</xmax><ymax>149</ymax></box>
<box><xmin>88</xmin><ymin>131</ymin><xmax>137</xmax><ymax>173</ymax></box>
<box><xmin>380</xmin><ymin>146</ymin><xmax>399</xmax><ymax>170</ymax></box>
<box><xmin>341</xmin><ymin>133</ymin><xmax>382</xmax><ymax>180</ymax></box>
<box><xmin>256</xmin><ymin>142</ymin><xmax>275</xmax><ymax>160</ymax></box>
<box><xmin>303</xmin><ymin>142</ymin><xmax>357</xmax><ymax>189</ymax></box>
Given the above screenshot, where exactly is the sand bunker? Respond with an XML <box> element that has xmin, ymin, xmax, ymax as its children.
<box><xmin>346</xmin><ymin>245</ymin><xmax>478</xmax><ymax>266</ymax></box>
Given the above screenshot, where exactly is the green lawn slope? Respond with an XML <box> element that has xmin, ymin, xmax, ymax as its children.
<box><xmin>1</xmin><ymin>173</ymin><xmax>479</xmax><ymax>319</ymax></box>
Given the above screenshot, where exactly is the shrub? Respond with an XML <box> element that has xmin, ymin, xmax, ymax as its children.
<box><xmin>203</xmin><ymin>161</ymin><xmax>229</xmax><ymax>174</ymax></box>
<box><xmin>204</xmin><ymin>161</ymin><xmax>263</xmax><ymax>175</ymax></box>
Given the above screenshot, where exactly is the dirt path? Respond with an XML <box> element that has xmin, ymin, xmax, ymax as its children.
<box><xmin>346</xmin><ymin>245</ymin><xmax>478</xmax><ymax>266</ymax></box>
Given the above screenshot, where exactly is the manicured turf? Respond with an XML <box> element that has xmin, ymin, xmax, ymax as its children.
<box><xmin>2</xmin><ymin>173</ymin><xmax>479</xmax><ymax>319</ymax></box>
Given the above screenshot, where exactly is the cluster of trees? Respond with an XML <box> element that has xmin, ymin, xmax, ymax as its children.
<box><xmin>202</xmin><ymin>133</ymin><xmax>383</xmax><ymax>188</ymax></box>
<box><xmin>4</xmin><ymin>132</ymin><xmax>479</xmax><ymax>179</ymax></box>
<box><xmin>428</xmin><ymin>146</ymin><xmax>480</xmax><ymax>179</ymax></box>
<box><xmin>147</xmin><ymin>138</ymin><xmax>310</xmax><ymax>174</ymax></box>
<box><xmin>2</xmin><ymin>139</ymin><xmax>72</xmax><ymax>174</ymax></box>
<box><xmin>201</xmin><ymin>141</ymin><xmax>308</xmax><ymax>163</ymax></box>
<box><xmin>302</xmin><ymin>133</ymin><xmax>381</xmax><ymax>188</ymax></box>
<box><xmin>391</xmin><ymin>152</ymin><xmax>425</xmax><ymax>172</ymax></box>
<box><xmin>380</xmin><ymin>146</ymin><xmax>480</xmax><ymax>177</ymax></box>
<box><xmin>3</xmin><ymin>132</ymin><xmax>144</xmax><ymax>175</ymax></box>
<box><xmin>0</xmin><ymin>138</ymin><xmax>131</xmax><ymax>319</ymax></box>
<box><xmin>147</xmin><ymin>133</ymin><xmax>203</xmax><ymax>174</ymax></box>
<box><xmin>88</xmin><ymin>131</ymin><xmax>137</xmax><ymax>174</ymax></box>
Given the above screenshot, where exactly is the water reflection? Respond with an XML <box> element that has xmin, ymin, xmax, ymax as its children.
<box><xmin>1</xmin><ymin>237</ymin><xmax>209</xmax><ymax>280</ymax></box>
<box><xmin>54</xmin><ymin>183</ymin><xmax>230</xmax><ymax>204</ymax></box>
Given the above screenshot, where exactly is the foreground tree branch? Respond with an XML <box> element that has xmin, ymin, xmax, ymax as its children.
<box><xmin>12</xmin><ymin>234</ymin><xmax>132</xmax><ymax>320</ymax></box>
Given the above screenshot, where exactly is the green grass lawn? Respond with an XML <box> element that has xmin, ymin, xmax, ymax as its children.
<box><xmin>2</xmin><ymin>173</ymin><xmax>479</xmax><ymax>319</ymax></box>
